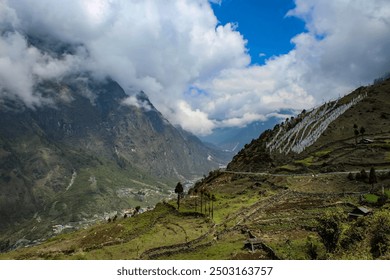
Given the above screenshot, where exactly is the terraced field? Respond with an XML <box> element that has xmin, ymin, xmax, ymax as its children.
<box><xmin>3</xmin><ymin>170</ymin><xmax>388</xmax><ymax>260</ymax></box>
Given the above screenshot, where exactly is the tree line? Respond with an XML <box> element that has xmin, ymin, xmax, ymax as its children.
<box><xmin>174</xmin><ymin>182</ymin><xmax>216</xmax><ymax>219</ymax></box>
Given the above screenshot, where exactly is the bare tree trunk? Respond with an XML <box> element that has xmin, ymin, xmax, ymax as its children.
<box><xmin>211</xmin><ymin>200</ymin><xmax>214</xmax><ymax>219</ymax></box>
<box><xmin>177</xmin><ymin>194</ymin><xmax>180</xmax><ymax>210</ymax></box>
<box><xmin>200</xmin><ymin>192</ymin><xmax>203</xmax><ymax>214</ymax></box>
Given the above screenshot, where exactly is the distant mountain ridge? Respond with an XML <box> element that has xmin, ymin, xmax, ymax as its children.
<box><xmin>200</xmin><ymin>119</ymin><xmax>280</xmax><ymax>153</ymax></box>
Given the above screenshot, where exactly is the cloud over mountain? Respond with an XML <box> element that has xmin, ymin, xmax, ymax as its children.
<box><xmin>197</xmin><ymin>0</ymin><xmax>390</xmax><ymax>130</ymax></box>
<box><xmin>1</xmin><ymin>0</ymin><xmax>389</xmax><ymax>135</ymax></box>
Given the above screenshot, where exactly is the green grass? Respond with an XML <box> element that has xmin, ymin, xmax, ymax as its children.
<box><xmin>272</xmin><ymin>238</ymin><xmax>312</xmax><ymax>260</ymax></box>
<box><xmin>162</xmin><ymin>233</ymin><xmax>244</xmax><ymax>260</ymax></box>
<box><xmin>364</xmin><ymin>194</ymin><xmax>379</xmax><ymax>203</ymax></box>
<box><xmin>278</xmin><ymin>164</ymin><xmax>300</xmax><ymax>172</ymax></box>
<box><xmin>2</xmin><ymin>171</ymin><xmax>390</xmax><ymax>260</ymax></box>
<box><xmin>295</xmin><ymin>156</ymin><xmax>314</xmax><ymax>167</ymax></box>
<box><xmin>313</xmin><ymin>150</ymin><xmax>332</xmax><ymax>157</ymax></box>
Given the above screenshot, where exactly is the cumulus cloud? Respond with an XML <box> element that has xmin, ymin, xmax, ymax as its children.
<box><xmin>190</xmin><ymin>0</ymin><xmax>390</xmax><ymax>132</ymax></box>
<box><xmin>171</xmin><ymin>100</ymin><xmax>216</xmax><ymax>135</ymax></box>
<box><xmin>1</xmin><ymin>0</ymin><xmax>390</xmax><ymax>135</ymax></box>
<box><xmin>1</xmin><ymin>0</ymin><xmax>248</xmax><ymax>132</ymax></box>
<box><xmin>122</xmin><ymin>95</ymin><xmax>152</xmax><ymax>111</ymax></box>
<box><xmin>0</xmin><ymin>31</ymin><xmax>81</xmax><ymax>106</ymax></box>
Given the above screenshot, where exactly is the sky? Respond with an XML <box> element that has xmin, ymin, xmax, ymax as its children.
<box><xmin>211</xmin><ymin>0</ymin><xmax>305</xmax><ymax>65</ymax></box>
<box><xmin>1</xmin><ymin>0</ymin><xmax>390</xmax><ymax>136</ymax></box>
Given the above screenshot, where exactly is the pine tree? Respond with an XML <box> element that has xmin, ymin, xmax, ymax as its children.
<box><xmin>360</xmin><ymin>169</ymin><xmax>368</xmax><ymax>181</ymax></box>
<box><xmin>360</xmin><ymin>127</ymin><xmax>366</xmax><ymax>141</ymax></box>
<box><xmin>369</xmin><ymin>167</ymin><xmax>378</xmax><ymax>192</ymax></box>
<box><xmin>174</xmin><ymin>182</ymin><xmax>184</xmax><ymax>210</ymax></box>
<box><xmin>194</xmin><ymin>191</ymin><xmax>198</xmax><ymax>212</ymax></box>
<box><xmin>354</xmin><ymin>129</ymin><xmax>360</xmax><ymax>145</ymax></box>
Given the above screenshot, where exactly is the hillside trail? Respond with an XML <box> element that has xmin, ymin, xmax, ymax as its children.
<box><xmin>222</xmin><ymin>169</ymin><xmax>390</xmax><ymax>177</ymax></box>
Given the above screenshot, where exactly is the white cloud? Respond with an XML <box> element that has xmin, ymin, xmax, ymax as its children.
<box><xmin>122</xmin><ymin>95</ymin><xmax>152</xmax><ymax>111</ymax></box>
<box><xmin>1</xmin><ymin>0</ymin><xmax>249</xmax><ymax>133</ymax></box>
<box><xmin>1</xmin><ymin>0</ymin><xmax>390</xmax><ymax>135</ymax></box>
<box><xmin>189</xmin><ymin>0</ymin><xmax>390</xmax><ymax>133</ymax></box>
<box><xmin>0</xmin><ymin>31</ymin><xmax>80</xmax><ymax>106</ymax></box>
<box><xmin>172</xmin><ymin>100</ymin><xmax>216</xmax><ymax>136</ymax></box>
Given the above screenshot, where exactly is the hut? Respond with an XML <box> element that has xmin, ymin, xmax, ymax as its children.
<box><xmin>348</xmin><ymin>206</ymin><xmax>372</xmax><ymax>219</ymax></box>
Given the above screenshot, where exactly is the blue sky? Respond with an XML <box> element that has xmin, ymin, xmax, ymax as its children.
<box><xmin>211</xmin><ymin>0</ymin><xmax>305</xmax><ymax>65</ymax></box>
<box><xmin>1</xmin><ymin>0</ymin><xmax>390</xmax><ymax>136</ymax></box>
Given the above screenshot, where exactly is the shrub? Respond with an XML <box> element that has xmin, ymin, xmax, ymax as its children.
<box><xmin>355</xmin><ymin>172</ymin><xmax>361</xmax><ymax>181</ymax></box>
<box><xmin>360</xmin><ymin>169</ymin><xmax>368</xmax><ymax>181</ymax></box>
<box><xmin>370</xmin><ymin>211</ymin><xmax>390</xmax><ymax>258</ymax></box>
<box><xmin>341</xmin><ymin>219</ymin><xmax>367</xmax><ymax>250</ymax></box>
<box><xmin>316</xmin><ymin>209</ymin><xmax>346</xmax><ymax>253</ymax></box>
<box><xmin>306</xmin><ymin>236</ymin><xmax>319</xmax><ymax>260</ymax></box>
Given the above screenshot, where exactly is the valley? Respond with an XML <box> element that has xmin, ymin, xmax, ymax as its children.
<box><xmin>0</xmin><ymin>77</ymin><xmax>232</xmax><ymax>249</ymax></box>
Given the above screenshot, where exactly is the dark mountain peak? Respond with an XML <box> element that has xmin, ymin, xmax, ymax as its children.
<box><xmin>136</xmin><ymin>90</ymin><xmax>157</xmax><ymax>111</ymax></box>
<box><xmin>26</xmin><ymin>32</ymin><xmax>83</xmax><ymax>58</ymax></box>
<box><xmin>136</xmin><ymin>90</ymin><xmax>150</xmax><ymax>103</ymax></box>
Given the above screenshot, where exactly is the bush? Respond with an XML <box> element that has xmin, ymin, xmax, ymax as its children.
<box><xmin>306</xmin><ymin>236</ymin><xmax>319</xmax><ymax>260</ymax></box>
<box><xmin>360</xmin><ymin>169</ymin><xmax>368</xmax><ymax>181</ymax></box>
<box><xmin>316</xmin><ymin>209</ymin><xmax>346</xmax><ymax>253</ymax></box>
<box><xmin>341</xmin><ymin>219</ymin><xmax>367</xmax><ymax>250</ymax></box>
<box><xmin>377</xmin><ymin>194</ymin><xmax>388</xmax><ymax>206</ymax></box>
<box><xmin>370</xmin><ymin>211</ymin><xmax>390</xmax><ymax>258</ymax></box>
<box><xmin>355</xmin><ymin>172</ymin><xmax>361</xmax><ymax>181</ymax></box>
<box><xmin>0</xmin><ymin>240</ymin><xmax>10</xmax><ymax>253</ymax></box>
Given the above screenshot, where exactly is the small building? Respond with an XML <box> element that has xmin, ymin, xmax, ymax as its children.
<box><xmin>348</xmin><ymin>206</ymin><xmax>372</xmax><ymax>219</ymax></box>
<box><xmin>359</xmin><ymin>138</ymin><xmax>374</xmax><ymax>144</ymax></box>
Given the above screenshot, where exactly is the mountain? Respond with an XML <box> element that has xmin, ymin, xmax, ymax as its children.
<box><xmin>200</xmin><ymin>119</ymin><xmax>280</xmax><ymax>153</ymax></box>
<box><xmin>0</xmin><ymin>75</ymin><xmax>231</xmax><ymax>247</ymax></box>
<box><xmin>1</xmin><ymin>78</ymin><xmax>389</xmax><ymax>260</ymax></box>
<box><xmin>227</xmin><ymin>78</ymin><xmax>390</xmax><ymax>173</ymax></box>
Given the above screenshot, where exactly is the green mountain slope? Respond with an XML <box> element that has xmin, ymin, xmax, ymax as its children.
<box><xmin>228</xmin><ymin>78</ymin><xmax>390</xmax><ymax>173</ymax></box>
<box><xmin>2</xmin><ymin>171</ymin><xmax>389</xmax><ymax>260</ymax></box>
